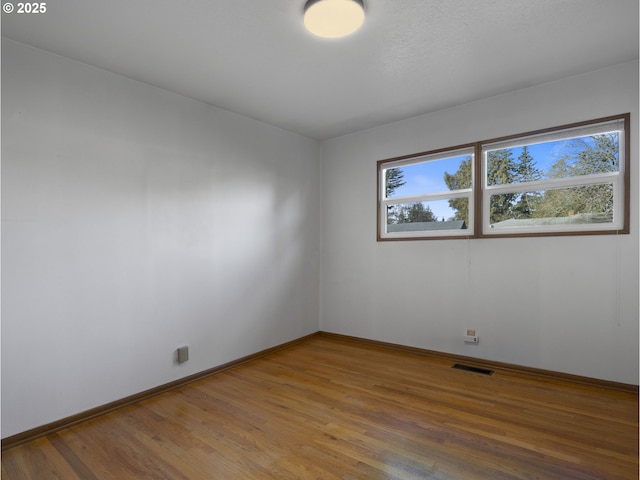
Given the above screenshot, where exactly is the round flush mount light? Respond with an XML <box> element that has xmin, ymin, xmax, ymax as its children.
<box><xmin>304</xmin><ymin>0</ymin><xmax>365</xmax><ymax>39</ymax></box>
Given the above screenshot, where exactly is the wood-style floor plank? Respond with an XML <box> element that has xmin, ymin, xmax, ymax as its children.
<box><xmin>2</xmin><ymin>335</ymin><xmax>638</xmax><ymax>479</ymax></box>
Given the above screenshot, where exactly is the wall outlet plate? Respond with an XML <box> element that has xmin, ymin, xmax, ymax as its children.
<box><xmin>177</xmin><ymin>346</ymin><xmax>189</xmax><ymax>363</ymax></box>
<box><xmin>464</xmin><ymin>335</ymin><xmax>479</xmax><ymax>344</ymax></box>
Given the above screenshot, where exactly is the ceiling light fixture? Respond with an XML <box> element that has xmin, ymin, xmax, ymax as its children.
<box><xmin>304</xmin><ymin>0</ymin><xmax>365</xmax><ymax>39</ymax></box>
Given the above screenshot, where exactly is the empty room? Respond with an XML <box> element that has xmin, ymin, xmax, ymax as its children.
<box><xmin>1</xmin><ymin>1</ymin><xmax>638</xmax><ymax>478</ymax></box>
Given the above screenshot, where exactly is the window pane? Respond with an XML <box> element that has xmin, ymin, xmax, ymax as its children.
<box><xmin>485</xmin><ymin>132</ymin><xmax>620</xmax><ymax>186</ymax></box>
<box><xmin>489</xmin><ymin>183</ymin><xmax>614</xmax><ymax>228</ymax></box>
<box><xmin>385</xmin><ymin>154</ymin><xmax>472</xmax><ymax>198</ymax></box>
<box><xmin>386</xmin><ymin>200</ymin><xmax>469</xmax><ymax>232</ymax></box>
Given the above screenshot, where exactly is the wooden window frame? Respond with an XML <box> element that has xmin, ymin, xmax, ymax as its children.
<box><xmin>377</xmin><ymin>113</ymin><xmax>630</xmax><ymax>241</ymax></box>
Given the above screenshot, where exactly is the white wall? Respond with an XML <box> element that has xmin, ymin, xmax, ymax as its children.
<box><xmin>320</xmin><ymin>61</ymin><xmax>639</xmax><ymax>385</ymax></box>
<box><xmin>1</xmin><ymin>40</ymin><xmax>320</xmax><ymax>438</ymax></box>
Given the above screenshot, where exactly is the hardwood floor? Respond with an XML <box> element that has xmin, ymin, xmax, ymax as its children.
<box><xmin>2</xmin><ymin>335</ymin><xmax>638</xmax><ymax>479</ymax></box>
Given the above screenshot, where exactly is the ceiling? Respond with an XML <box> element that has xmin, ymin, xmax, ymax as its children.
<box><xmin>2</xmin><ymin>0</ymin><xmax>638</xmax><ymax>140</ymax></box>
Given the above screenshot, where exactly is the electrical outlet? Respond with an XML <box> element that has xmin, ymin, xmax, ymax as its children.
<box><xmin>464</xmin><ymin>335</ymin><xmax>479</xmax><ymax>344</ymax></box>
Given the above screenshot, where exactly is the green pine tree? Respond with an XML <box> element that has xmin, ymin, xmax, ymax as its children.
<box><xmin>385</xmin><ymin>167</ymin><xmax>406</xmax><ymax>197</ymax></box>
<box><xmin>385</xmin><ymin>167</ymin><xmax>406</xmax><ymax>224</ymax></box>
<box><xmin>486</xmin><ymin>149</ymin><xmax>517</xmax><ymax>223</ymax></box>
<box><xmin>443</xmin><ymin>156</ymin><xmax>472</xmax><ymax>224</ymax></box>
<box><xmin>513</xmin><ymin>146</ymin><xmax>542</xmax><ymax>218</ymax></box>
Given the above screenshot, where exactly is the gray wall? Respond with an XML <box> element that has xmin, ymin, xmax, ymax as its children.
<box><xmin>1</xmin><ymin>40</ymin><xmax>321</xmax><ymax>438</ymax></box>
<box><xmin>320</xmin><ymin>61</ymin><xmax>639</xmax><ymax>385</ymax></box>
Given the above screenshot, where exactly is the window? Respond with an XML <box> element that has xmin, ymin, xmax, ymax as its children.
<box><xmin>377</xmin><ymin>114</ymin><xmax>630</xmax><ymax>240</ymax></box>
<box><xmin>378</xmin><ymin>146</ymin><xmax>475</xmax><ymax>239</ymax></box>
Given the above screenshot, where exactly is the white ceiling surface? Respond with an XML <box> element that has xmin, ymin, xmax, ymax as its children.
<box><xmin>2</xmin><ymin>0</ymin><xmax>638</xmax><ymax>140</ymax></box>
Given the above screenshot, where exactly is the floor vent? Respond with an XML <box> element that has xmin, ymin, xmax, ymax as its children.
<box><xmin>452</xmin><ymin>364</ymin><xmax>494</xmax><ymax>376</ymax></box>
